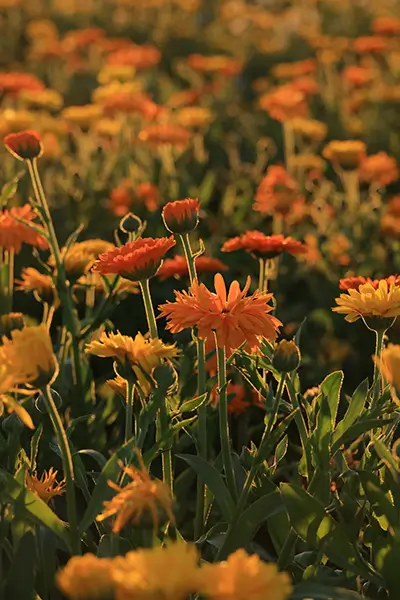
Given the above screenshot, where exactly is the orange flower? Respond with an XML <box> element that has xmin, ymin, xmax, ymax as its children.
<box><xmin>342</xmin><ymin>66</ymin><xmax>373</xmax><ymax>88</ymax></box>
<box><xmin>187</xmin><ymin>54</ymin><xmax>242</xmax><ymax>77</ymax></box>
<box><xmin>106</xmin><ymin>45</ymin><xmax>161</xmax><ymax>70</ymax></box>
<box><xmin>387</xmin><ymin>195</ymin><xmax>400</xmax><ymax>217</ymax></box>
<box><xmin>271</xmin><ymin>59</ymin><xmax>317</xmax><ymax>80</ymax></box>
<box><xmin>4</xmin><ymin>130</ymin><xmax>43</xmax><ymax>160</ymax></box>
<box><xmin>253</xmin><ymin>165</ymin><xmax>303</xmax><ymax>216</ymax></box>
<box><xmin>222</xmin><ymin>231</ymin><xmax>306</xmax><ymax>259</ymax></box>
<box><xmin>62</xmin><ymin>27</ymin><xmax>104</xmax><ymax>52</ymax></box>
<box><xmin>26</xmin><ymin>468</ymin><xmax>66</xmax><ymax>504</ymax></box>
<box><xmin>353</xmin><ymin>36</ymin><xmax>389</xmax><ymax>54</ymax></box>
<box><xmin>138</xmin><ymin>124</ymin><xmax>191</xmax><ymax>149</ymax></box>
<box><xmin>110</xmin><ymin>182</ymin><xmax>132</xmax><ymax>217</ymax></box>
<box><xmin>0</xmin><ymin>72</ymin><xmax>45</xmax><ymax>96</ymax></box>
<box><xmin>323</xmin><ymin>140</ymin><xmax>366</xmax><ymax>170</ymax></box>
<box><xmin>157</xmin><ymin>255</ymin><xmax>228</xmax><ymax>280</ymax></box>
<box><xmin>290</xmin><ymin>76</ymin><xmax>319</xmax><ymax>97</ymax></box>
<box><xmin>0</xmin><ymin>205</ymin><xmax>47</xmax><ymax>254</ymax></box>
<box><xmin>359</xmin><ymin>153</ymin><xmax>398</xmax><ymax>187</ymax></box>
<box><xmin>211</xmin><ymin>382</ymin><xmax>262</xmax><ymax>416</ymax></box>
<box><xmin>162</xmin><ymin>198</ymin><xmax>200</xmax><ymax>234</ymax></box>
<box><xmin>102</xmin><ymin>92</ymin><xmax>161</xmax><ymax>120</ymax></box>
<box><xmin>259</xmin><ymin>85</ymin><xmax>308</xmax><ymax>122</ymax></box>
<box><xmin>16</xmin><ymin>267</ymin><xmax>59</xmax><ymax>306</ymax></box>
<box><xmin>339</xmin><ymin>275</ymin><xmax>400</xmax><ymax>291</ymax></box>
<box><xmin>372</xmin><ymin>16</ymin><xmax>400</xmax><ymax>37</ymax></box>
<box><xmin>135</xmin><ymin>182</ymin><xmax>159</xmax><ymax>212</ymax></box>
<box><xmin>158</xmin><ymin>273</ymin><xmax>281</xmax><ymax>353</ymax></box>
<box><xmin>92</xmin><ymin>236</ymin><xmax>176</xmax><ymax>281</ymax></box>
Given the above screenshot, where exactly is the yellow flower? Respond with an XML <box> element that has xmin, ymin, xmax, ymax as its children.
<box><xmin>97</xmin><ymin>64</ymin><xmax>136</xmax><ymax>84</ymax></box>
<box><xmin>175</xmin><ymin>107</ymin><xmax>214</xmax><ymax>129</ymax></box>
<box><xmin>0</xmin><ymin>324</ymin><xmax>58</xmax><ymax>388</ymax></box>
<box><xmin>96</xmin><ymin>454</ymin><xmax>175</xmax><ymax>533</ymax></box>
<box><xmin>323</xmin><ymin>140</ymin><xmax>366</xmax><ymax>170</ymax></box>
<box><xmin>93</xmin><ymin>118</ymin><xmax>122</xmax><ymax>138</ymax></box>
<box><xmin>62</xmin><ymin>105</ymin><xmax>103</xmax><ymax>129</ymax></box>
<box><xmin>50</xmin><ymin>239</ymin><xmax>114</xmax><ymax>276</ymax></box>
<box><xmin>199</xmin><ymin>549</ymin><xmax>293</xmax><ymax>600</ymax></box>
<box><xmin>0</xmin><ymin>365</ymin><xmax>34</xmax><ymax>429</ymax></box>
<box><xmin>26</xmin><ymin>468</ymin><xmax>66</xmax><ymax>503</ymax></box>
<box><xmin>290</xmin><ymin>117</ymin><xmax>327</xmax><ymax>141</ymax></box>
<box><xmin>85</xmin><ymin>332</ymin><xmax>178</xmax><ymax>394</ymax></box>
<box><xmin>76</xmin><ymin>273</ymin><xmax>139</xmax><ymax>295</ymax></box>
<box><xmin>374</xmin><ymin>344</ymin><xmax>400</xmax><ymax>400</ymax></box>
<box><xmin>16</xmin><ymin>267</ymin><xmax>59</xmax><ymax>306</ymax></box>
<box><xmin>112</xmin><ymin>541</ymin><xmax>199</xmax><ymax>600</ymax></box>
<box><xmin>2</xmin><ymin>109</ymin><xmax>35</xmax><ymax>131</ymax></box>
<box><xmin>56</xmin><ymin>554</ymin><xmax>115</xmax><ymax>600</ymax></box>
<box><xmin>333</xmin><ymin>280</ymin><xmax>400</xmax><ymax>324</ymax></box>
<box><xmin>19</xmin><ymin>89</ymin><xmax>63</xmax><ymax>111</ymax></box>
<box><xmin>106</xmin><ymin>374</ymin><xmax>128</xmax><ymax>398</ymax></box>
<box><xmin>92</xmin><ymin>81</ymin><xmax>143</xmax><ymax>104</ymax></box>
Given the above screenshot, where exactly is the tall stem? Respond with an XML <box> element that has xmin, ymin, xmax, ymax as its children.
<box><xmin>180</xmin><ymin>233</ymin><xmax>207</xmax><ymax>538</ymax></box>
<box><xmin>139</xmin><ymin>279</ymin><xmax>158</xmax><ymax>339</ymax></box>
<box><xmin>42</xmin><ymin>385</ymin><xmax>80</xmax><ymax>555</ymax></box>
<box><xmin>286</xmin><ymin>376</ymin><xmax>312</xmax><ymax>482</ymax></box>
<box><xmin>0</xmin><ymin>248</ymin><xmax>14</xmax><ymax>314</ymax></box>
<box><xmin>372</xmin><ymin>329</ymin><xmax>385</xmax><ymax>404</ymax></box>
<box><xmin>216</xmin><ymin>343</ymin><xmax>237</xmax><ymax>501</ymax></box>
<box><xmin>258</xmin><ymin>258</ymin><xmax>265</xmax><ymax>292</ymax></box>
<box><xmin>125</xmin><ymin>380</ymin><xmax>135</xmax><ymax>443</ymax></box>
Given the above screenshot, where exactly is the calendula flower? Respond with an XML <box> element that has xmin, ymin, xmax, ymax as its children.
<box><xmin>50</xmin><ymin>239</ymin><xmax>114</xmax><ymax>276</ymax></box>
<box><xmin>175</xmin><ymin>106</ymin><xmax>214</xmax><ymax>129</ymax></box>
<box><xmin>253</xmin><ymin>165</ymin><xmax>303</xmax><ymax>216</ymax></box>
<box><xmin>157</xmin><ymin>255</ymin><xmax>228</xmax><ymax>280</ymax></box>
<box><xmin>353</xmin><ymin>36</ymin><xmax>389</xmax><ymax>54</ymax></box>
<box><xmin>272</xmin><ymin>59</ymin><xmax>316</xmax><ymax>80</ymax></box>
<box><xmin>162</xmin><ymin>198</ymin><xmax>200</xmax><ymax>234</ymax></box>
<box><xmin>0</xmin><ymin>364</ymin><xmax>34</xmax><ymax>429</ymax></box>
<box><xmin>199</xmin><ymin>549</ymin><xmax>292</xmax><ymax>600</ymax></box>
<box><xmin>0</xmin><ymin>72</ymin><xmax>45</xmax><ymax>95</ymax></box>
<box><xmin>187</xmin><ymin>54</ymin><xmax>242</xmax><ymax>76</ymax></box>
<box><xmin>0</xmin><ymin>205</ymin><xmax>48</xmax><ymax>254</ymax></box>
<box><xmin>290</xmin><ymin>117</ymin><xmax>327</xmax><ymax>141</ymax></box>
<box><xmin>359</xmin><ymin>153</ymin><xmax>399</xmax><ymax>187</ymax></box>
<box><xmin>26</xmin><ymin>468</ymin><xmax>66</xmax><ymax>504</ymax></box>
<box><xmin>372</xmin><ymin>16</ymin><xmax>400</xmax><ymax>36</ymax></box>
<box><xmin>138</xmin><ymin>124</ymin><xmax>191</xmax><ymax>149</ymax></box>
<box><xmin>102</xmin><ymin>92</ymin><xmax>160</xmax><ymax>120</ymax></box>
<box><xmin>0</xmin><ymin>324</ymin><xmax>58</xmax><ymax>388</ymax></box>
<box><xmin>92</xmin><ymin>236</ymin><xmax>176</xmax><ymax>281</ymax></box>
<box><xmin>342</xmin><ymin>66</ymin><xmax>373</xmax><ymax>88</ymax></box>
<box><xmin>339</xmin><ymin>275</ymin><xmax>400</xmax><ymax>291</ymax></box>
<box><xmin>25</xmin><ymin>18</ymin><xmax>59</xmax><ymax>41</ymax></box>
<box><xmin>374</xmin><ymin>344</ymin><xmax>400</xmax><ymax>398</ymax></box>
<box><xmin>16</xmin><ymin>267</ymin><xmax>59</xmax><ymax>306</ymax></box>
<box><xmin>112</xmin><ymin>542</ymin><xmax>199</xmax><ymax>600</ymax></box>
<box><xmin>106</xmin><ymin>45</ymin><xmax>161</xmax><ymax>70</ymax></box>
<box><xmin>106</xmin><ymin>374</ymin><xmax>128</xmax><ymax>398</ymax></box>
<box><xmin>323</xmin><ymin>140</ymin><xmax>366</xmax><ymax>170</ymax></box>
<box><xmin>135</xmin><ymin>182</ymin><xmax>159</xmax><ymax>212</ymax></box>
<box><xmin>222</xmin><ymin>232</ymin><xmax>306</xmax><ymax>259</ymax></box>
<box><xmin>159</xmin><ymin>273</ymin><xmax>281</xmax><ymax>353</ymax></box>
<box><xmin>333</xmin><ymin>280</ymin><xmax>400</xmax><ymax>324</ymax></box>
<box><xmin>56</xmin><ymin>554</ymin><xmax>115</xmax><ymax>600</ymax></box>
<box><xmin>62</xmin><ymin>105</ymin><xmax>103</xmax><ymax>129</ymax></box>
<box><xmin>259</xmin><ymin>85</ymin><xmax>308</xmax><ymax>122</ymax></box>
<box><xmin>97</xmin><ymin>455</ymin><xmax>175</xmax><ymax>532</ymax></box>
<box><xmin>97</xmin><ymin>64</ymin><xmax>136</xmax><ymax>84</ymax></box>
<box><xmin>19</xmin><ymin>88</ymin><xmax>63</xmax><ymax>111</ymax></box>
<box><xmin>290</xmin><ymin>76</ymin><xmax>319</xmax><ymax>97</ymax></box>
<box><xmin>4</xmin><ymin>130</ymin><xmax>43</xmax><ymax>160</ymax></box>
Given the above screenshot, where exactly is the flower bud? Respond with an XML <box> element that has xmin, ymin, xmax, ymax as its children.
<box><xmin>162</xmin><ymin>198</ymin><xmax>200</xmax><ymax>234</ymax></box>
<box><xmin>272</xmin><ymin>340</ymin><xmax>301</xmax><ymax>373</ymax></box>
<box><xmin>4</xmin><ymin>130</ymin><xmax>43</xmax><ymax>161</ymax></box>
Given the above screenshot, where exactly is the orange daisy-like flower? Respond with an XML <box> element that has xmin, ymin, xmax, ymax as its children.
<box><xmin>253</xmin><ymin>166</ymin><xmax>303</xmax><ymax>216</ymax></box>
<box><xmin>157</xmin><ymin>255</ymin><xmax>228</xmax><ymax>280</ymax></box>
<box><xmin>106</xmin><ymin>45</ymin><xmax>161</xmax><ymax>70</ymax></box>
<box><xmin>372</xmin><ymin>16</ymin><xmax>400</xmax><ymax>37</ymax></box>
<box><xmin>102</xmin><ymin>92</ymin><xmax>161</xmax><ymax>120</ymax></box>
<box><xmin>159</xmin><ymin>273</ymin><xmax>281</xmax><ymax>353</ymax></box>
<box><xmin>138</xmin><ymin>124</ymin><xmax>191</xmax><ymax>149</ymax></box>
<box><xmin>339</xmin><ymin>275</ymin><xmax>400</xmax><ymax>291</ymax></box>
<box><xmin>92</xmin><ymin>236</ymin><xmax>176</xmax><ymax>281</ymax></box>
<box><xmin>187</xmin><ymin>54</ymin><xmax>242</xmax><ymax>77</ymax></box>
<box><xmin>353</xmin><ymin>36</ymin><xmax>389</xmax><ymax>54</ymax></box>
<box><xmin>259</xmin><ymin>85</ymin><xmax>308</xmax><ymax>122</ymax></box>
<box><xmin>162</xmin><ymin>198</ymin><xmax>200</xmax><ymax>234</ymax></box>
<box><xmin>322</xmin><ymin>140</ymin><xmax>366</xmax><ymax>170</ymax></box>
<box><xmin>16</xmin><ymin>267</ymin><xmax>59</xmax><ymax>306</ymax></box>
<box><xmin>0</xmin><ymin>72</ymin><xmax>45</xmax><ymax>96</ymax></box>
<box><xmin>222</xmin><ymin>231</ymin><xmax>306</xmax><ymax>259</ymax></box>
<box><xmin>342</xmin><ymin>66</ymin><xmax>373</xmax><ymax>88</ymax></box>
<box><xmin>359</xmin><ymin>153</ymin><xmax>399</xmax><ymax>187</ymax></box>
<box><xmin>0</xmin><ymin>205</ymin><xmax>48</xmax><ymax>254</ymax></box>
<box><xmin>4</xmin><ymin>130</ymin><xmax>43</xmax><ymax>160</ymax></box>
<box><xmin>135</xmin><ymin>182</ymin><xmax>159</xmax><ymax>212</ymax></box>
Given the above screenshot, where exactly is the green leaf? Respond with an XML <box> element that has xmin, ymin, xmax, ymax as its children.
<box><xmin>180</xmin><ymin>393</ymin><xmax>208</xmax><ymax>413</ymax></box>
<box><xmin>272</xmin><ymin>435</ymin><xmax>288</xmax><ymax>472</ymax></box>
<box><xmin>0</xmin><ymin>171</ymin><xmax>24</xmax><ymax>208</ymax></box>
<box><xmin>76</xmin><ymin>449</ymin><xmax>107</xmax><ymax>469</ymax></box>
<box><xmin>320</xmin><ymin>370</ymin><xmax>343</xmax><ymax>430</ymax></box>
<box><xmin>1</xmin><ymin>470</ymin><xmax>71</xmax><ymax>552</ymax></box>
<box><xmin>290</xmin><ymin>583</ymin><xmax>365</xmax><ymax>599</ymax></box>
<box><xmin>29</xmin><ymin>423</ymin><xmax>43</xmax><ymax>472</ymax></box>
<box><xmin>332</xmin><ymin>419</ymin><xmax>392</xmax><ymax>454</ymax></box>
<box><xmin>177</xmin><ymin>454</ymin><xmax>235</xmax><ymax>522</ymax></box>
<box><xmin>5</xmin><ymin>531</ymin><xmax>36</xmax><ymax>600</ymax></box>
<box><xmin>97</xmin><ymin>534</ymin><xmax>132</xmax><ymax>557</ymax></box>
<box><xmin>380</xmin><ymin>534</ymin><xmax>400</xmax><ymax>597</ymax></box>
<box><xmin>358</xmin><ymin>470</ymin><xmax>398</xmax><ymax>530</ymax></box>
<box><xmin>333</xmin><ymin>379</ymin><xmax>368</xmax><ymax>446</ymax></box>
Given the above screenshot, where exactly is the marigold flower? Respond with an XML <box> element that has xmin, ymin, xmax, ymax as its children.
<box><xmin>106</xmin><ymin>374</ymin><xmax>128</xmax><ymax>398</ymax></box>
<box><xmin>271</xmin><ymin>59</ymin><xmax>317</xmax><ymax>80</ymax></box>
<box><xmin>342</xmin><ymin>66</ymin><xmax>373</xmax><ymax>88</ymax></box>
<box><xmin>4</xmin><ymin>130</ymin><xmax>43</xmax><ymax>160</ymax></box>
<box><xmin>359</xmin><ymin>153</ymin><xmax>398</xmax><ymax>187</ymax></box>
<box><xmin>157</xmin><ymin>255</ymin><xmax>228</xmax><ymax>280</ymax></box>
<box><xmin>253</xmin><ymin>165</ymin><xmax>303</xmax><ymax>216</ymax></box>
<box><xmin>56</xmin><ymin>554</ymin><xmax>115</xmax><ymax>600</ymax></box>
<box><xmin>199</xmin><ymin>549</ymin><xmax>292</xmax><ymax>600</ymax></box>
<box><xmin>381</xmin><ymin>213</ymin><xmax>400</xmax><ymax>238</ymax></box>
<box><xmin>26</xmin><ymin>468</ymin><xmax>66</xmax><ymax>504</ymax></box>
<box><xmin>19</xmin><ymin>88</ymin><xmax>63</xmax><ymax>111</ymax></box>
<box><xmin>0</xmin><ymin>364</ymin><xmax>34</xmax><ymax>429</ymax></box>
<box><xmin>62</xmin><ymin>105</ymin><xmax>103</xmax><ymax>129</ymax></box>
<box><xmin>97</xmin><ymin>455</ymin><xmax>175</xmax><ymax>533</ymax></box>
<box><xmin>2</xmin><ymin>108</ymin><xmax>35</xmax><ymax>131</ymax></box>
<box><xmin>106</xmin><ymin>45</ymin><xmax>161</xmax><ymax>70</ymax></box>
<box><xmin>333</xmin><ymin>280</ymin><xmax>400</xmax><ymax>324</ymax></box>
<box><xmin>290</xmin><ymin>76</ymin><xmax>319</xmax><ymax>97</ymax></box>
<box><xmin>16</xmin><ymin>267</ymin><xmax>59</xmax><ymax>306</ymax></box>
<box><xmin>135</xmin><ymin>182</ymin><xmax>159</xmax><ymax>212</ymax></box>
<box><xmin>62</xmin><ymin>27</ymin><xmax>105</xmax><ymax>52</ymax></box>
<box><xmin>0</xmin><ymin>324</ymin><xmax>58</xmax><ymax>388</ymax></box>
<box><xmin>323</xmin><ymin>140</ymin><xmax>366</xmax><ymax>170</ymax></box>
<box><xmin>112</xmin><ymin>542</ymin><xmax>199</xmax><ymax>600</ymax></box>
<box><xmin>259</xmin><ymin>85</ymin><xmax>308</xmax><ymax>122</ymax></box>
<box><xmin>102</xmin><ymin>91</ymin><xmax>161</xmax><ymax>120</ymax></box>
<box><xmin>374</xmin><ymin>344</ymin><xmax>400</xmax><ymax>399</ymax></box>
<box><xmin>51</xmin><ymin>239</ymin><xmax>114</xmax><ymax>276</ymax></box>
<box><xmin>0</xmin><ymin>72</ymin><xmax>45</xmax><ymax>95</ymax></box>
<box><xmin>175</xmin><ymin>106</ymin><xmax>214</xmax><ymax>129</ymax></box>
<box><xmin>339</xmin><ymin>275</ymin><xmax>400</xmax><ymax>291</ymax></box>
<box><xmin>187</xmin><ymin>54</ymin><xmax>242</xmax><ymax>77</ymax></box>
<box><xmin>353</xmin><ymin>36</ymin><xmax>389</xmax><ymax>54</ymax></box>
<box><xmin>92</xmin><ymin>236</ymin><xmax>176</xmax><ymax>281</ymax></box>
<box><xmin>372</xmin><ymin>16</ymin><xmax>400</xmax><ymax>37</ymax></box>
<box><xmin>162</xmin><ymin>198</ymin><xmax>200</xmax><ymax>234</ymax></box>
<box><xmin>221</xmin><ymin>232</ymin><xmax>306</xmax><ymax>259</ymax></box>
<box><xmin>0</xmin><ymin>205</ymin><xmax>48</xmax><ymax>254</ymax></box>
<box><xmin>159</xmin><ymin>273</ymin><xmax>281</xmax><ymax>353</ymax></box>
<box><xmin>138</xmin><ymin>124</ymin><xmax>191</xmax><ymax>149</ymax></box>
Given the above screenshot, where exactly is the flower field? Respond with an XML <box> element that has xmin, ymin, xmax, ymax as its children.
<box><xmin>1</xmin><ymin>0</ymin><xmax>400</xmax><ymax>599</ymax></box>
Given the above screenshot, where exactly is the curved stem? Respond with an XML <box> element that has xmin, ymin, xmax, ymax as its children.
<box><xmin>42</xmin><ymin>385</ymin><xmax>80</xmax><ymax>555</ymax></box>
<box><xmin>125</xmin><ymin>380</ymin><xmax>135</xmax><ymax>443</ymax></box>
<box><xmin>372</xmin><ymin>329</ymin><xmax>385</xmax><ymax>405</ymax></box>
<box><xmin>139</xmin><ymin>279</ymin><xmax>158</xmax><ymax>339</ymax></box>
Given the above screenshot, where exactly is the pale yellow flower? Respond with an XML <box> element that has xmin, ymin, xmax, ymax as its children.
<box><xmin>333</xmin><ymin>280</ymin><xmax>400</xmax><ymax>323</ymax></box>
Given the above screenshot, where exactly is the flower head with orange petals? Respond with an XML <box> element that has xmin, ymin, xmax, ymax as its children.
<box><xmin>353</xmin><ymin>36</ymin><xmax>389</xmax><ymax>54</ymax></box>
<box><xmin>0</xmin><ymin>205</ymin><xmax>48</xmax><ymax>254</ymax></box>
<box><xmin>339</xmin><ymin>275</ymin><xmax>400</xmax><ymax>291</ymax></box>
<box><xmin>0</xmin><ymin>72</ymin><xmax>45</xmax><ymax>96</ymax></box>
<box><xmin>4</xmin><ymin>130</ymin><xmax>43</xmax><ymax>160</ymax></box>
<box><xmin>92</xmin><ymin>236</ymin><xmax>176</xmax><ymax>281</ymax></box>
<box><xmin>372</xmin><ymin>16</ymin><xmax>400</xmax><ymax>37</ymax></box>
<box><xmin>16</xmin><ymin>267</ymin><xmax>59</xmax><ymax>306</ymax></box>
<box><xmin>359</xmin><ymin>153</ymin><xmax>399</xmax><ymax>187</ymax></box>
<box><xmin>106</xmin><ymin>45</ymin><xmax>161</xmax><ymax>70</ymax></box>
<box><xmin>157</xmin><ymin>255</ymin><xmax>228</xmax><ymax>280</ymax></box>
<box><xmin>253</xmin><ymin>165</ymin><xmax>303</xmax><ymax>216</ymax></box>
<box><xmin>333</xmin><ymin>280</ymin><xmax>400</xmax><ymax>324</ymax></box>
<box><xmin>138</xmin><ymin>124</ymin><xmax>191</xmax><ymax>150</ymax></box>
<box><xmin>259</xmin><ymin>85</ymin><xmax>308</xmax><ymax>122</ymax></box>
<box><xmin>162</xmin><ymin>198</ymin><xmax>200</xmax><ymax>234</ymax></box>
<box><xmin>187</xmin><ymin>54</ymin><xmax>242</xmax><ymax>77</ymax></box>
<box><xmin>56</xmin><ymin>554</ymin><xmax>115</xmax><ymax>600</ymax></box>
<box><xmin>159</xmin><ymin>273</ymin><xmax>281</xmax><ymax>353</ymax></box>
<box><xmin>323</xmin><ymin>140</ymin><xmax>366</xmax><ymax>170</ymax></box>
<box><xmin>26</xmin><ymin>468</ymin><xmax>66</xmax><ymax>504</ymax></box>
<box><xmin>221</xmin><ymin>232</ymin><xmax>306</xmax><ymax>259</ymax></box>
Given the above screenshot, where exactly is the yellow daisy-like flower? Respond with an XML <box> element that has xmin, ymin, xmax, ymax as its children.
<box><xmin>0</xmin><ymin>324</ymin><xmax>58</xmax><ymax>389</ymax></box>
<box><xmin>16</xmin><ymin>267</ymin><xmax>59</xmax><ymax>307</ymax></box>
<box><xmin>0</xmin><ymin>364</ymin><xmax>34</xmax><ymax>429</ymax></box>
<box><xmin>56</xmin><ymin>554</ymin><xmax>115</xmax><ymax>600</ymax></box>
<box><xmin>26</xmin><ymin>468</ymin><xmax>66</xmax><ymax>504</ymax></box>
<box><xmin>199</xmin><ymin>549</ymin><xmax>293</xmax><ymax>600</ymax></box>
<box><xmin>333</xmin><ymin>280</ymin><xmax>400</xmax><ymax>324</ymax></box>
<box><xmin>50</xmin><ymin>239</ymin><xmax>114</xmax><ymax>276</ymax></box>
<box><xmin>374</xmin><ymin>343</ymin><xmax>400</xmax><ymax>401</ymax></box>
<box><xmin>112</xmin><ymin>541</ymin><xmax>199</xmax><ymax>600</ymax></box>
<box><xmin>96</xmin><ymin>454</ymin><xmax>175</xmax><ymax>533</ymax></box>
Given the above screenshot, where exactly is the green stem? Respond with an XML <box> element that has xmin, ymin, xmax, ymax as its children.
<box><xmin>372</xmin><ymin>329</ymin><xmax>385</xmax><ymax>404</ymax></box>
<box><xmin>125</xmin><ymin>380</ymin><xmax>135</xmax><ymax>443</ymax></box>
<box><xmin>179</xmin><ymin>233</ymin><xmax>207</xmax><ymax>538</ymax></box>
<box><xmin>258</xmin><ymin>258</ymin><xmax>265</xmax><ymax>292</ymax></box>
<box><xmin>216</xmin><ymin>343</ymin><xmax>237</xmax><ymax>501</ymax></box>
<box><xmin>42</xmin><ymin>385</ymin><xmax>80</xmax><ymax>555</ymax></box>
<box><xmin>286</xmin><ymin>376</ymin><xmax>312</xmax><ymax>482</ymax></box>
<box><xmin>277</xmin><ymin>528</ymin><xmax>298</xmax><ymax>570</ymax></box>
<box><xmin>139</xmin><ymin>279</ymin><xmax>158</xmax><ymax>339</ymax></box>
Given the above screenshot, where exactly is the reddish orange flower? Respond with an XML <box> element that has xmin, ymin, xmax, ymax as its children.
<box><xmin>272</xmin><ymin>59</ymin><xmax>317</xmax><ymax>80</ymax></box>
<box><xmin>339</xmin><ymin>275</ymin><xmax>400</xmax><ymax>291</ymax></box>
<box><xmin>162</xmin><ymin>198</ymin><xmax>200</xmax><ymax>234</ymax></box>
<box><xmin>187</xmin><ymin>54</ymin><xmax>242</xmax><ymax>77</ymax></box>
<box><xmin>353</xmin><ymin>36</ymin><xmax>389</xmax><ymax>54</ymax></box>
<box><xmin>372</xmin><ymin>17</ymin><xmax>400</xmax><ymax>37</ymax></box>
<box><xmin>135</xmin><ymin>183</ymin><xmax>159</xmax><ymax>212</ymax></box>
<box><xmin>259</xmin><ymin>85</ymin><xmax>308</xmax><ymax>122</ymax></box>
<box><xmin>221</xmin><ymin>231</ymin><xmax>306</xmax><ymax>259</ymax></box>
<box><xmin>4</xmin><ymin>130</ymin><xmax>43</xmax><ymax>161</ymax></box>
<box><xmin>0</xmin><ymin>72</ymin><xmax>45</xmax><ymax>96</ymax></box>
<box><xmin>62</xmin><ymin>27</ymin><xmax>105</xmax><ymax>52</ymax></box>
<box><xmin>106</xmin><ymin>45</ymin><xmax>161</xmax><ymax>70</ymax></box>
<box><xmin>0</xmin><ymin>205</ymin><xmax>48</xmax><ymax>254</ymax></box>
<box><xmin>158</xmin><ymin>273</ymin><xmax>281</xmax><ymax>353</ymax></box>
<box><xmin>342</xmin><ymin>66</ymin><xmax>374</xmax><ymax>88</ymax></box>
<box><xmin>92</xmin><ymin>236</ymin><xmax>175</xmax><ymax>281</ymax></box>
<box><xmin>103</xmin><ymin>92</ymin><xmax>161</xmax><ymax>120</ymax></box>
<box><xmin>253</xmin><ymin>165</ymin><xmax>303</xmax><ymax>216</ymax></box>
<box><xmin>157</xmin><ymin>255</ymin><xmax>228</xmax><ymax>280</ymax></box>
<box><xmin>359</xmin><ymin>153</ymin><xmax>398</xmax><ymax>187</ymax></box>
<box><xmin>109</xmin><ymin>182</ymin><xmax>132</xmax><ymax>217</ymax></box>
<box><xmin>290</xmin><ymin>76</ymin><xmax>319</xmax><ymax>97</ymax></box>
<box><xmin>138</xmin><ymin>124</ymin><xmax>191</xmax><ymax>149</ymax></box>
<box><xmin>387</xmin><ymin>196</ymin><xmax>400</xmax><ymax>217</ymax></box>
<box><xmin>167</xmin><ymin>88</ymin><xmax>203</xmax><ymax>108</ymax></box>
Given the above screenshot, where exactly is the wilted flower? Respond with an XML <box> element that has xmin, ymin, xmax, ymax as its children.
<box><xmin>162</xmin><ymin>198</ymin><xmax>200</xmax><ymax>234</ymax></box>
<box><xmin>0</xmin><ymin>205</ymin><xmax>48</xmax><ymax>254</ymax></box>
<box><xmin>4</xmin><ymin>130</ymin><xmax>43</xmax><ymax>160</ymax></box>
<box><xmin>26</xmin><ymin>468</ymin><xmax>66</xmax><ymax>504</ymax></box>
<box><xmin>157</xmin><ymin>255</ymin><xmax>228</xmax><ymax>280</ymax></box>
<box><xmin>333</xmin><ymin>280</ymin><xmax>400</xmax><ymax>324</ymax></box>
<box><xmin>221</xmin><ymin>232</ymin><xmax>306</xmax><ymax>259</ymax></box>
<box><xmin>359</xmin><ymin>153</ymin><xmax>399</xmax><ymax>187</ymax></box>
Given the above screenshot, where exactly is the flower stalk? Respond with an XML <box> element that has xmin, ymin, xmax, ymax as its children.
<box><xmin>139</xmin><ymin>279</ymin><xmax>159</xmax><ymax>339</ymax></box>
